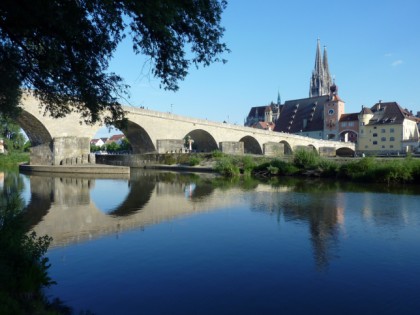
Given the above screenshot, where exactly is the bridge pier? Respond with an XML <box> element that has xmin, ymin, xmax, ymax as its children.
<box><xmin>263</xmin><ymin>142</ymin><xmax>285</xmax><ymax>157</ymax></box>
<box><xmin>220</xmin><ymin>142</ymin><xmax>244</xmax><ymax>155</ymax></box>
<box><xmin>30</xmin><ymin>136</ymin><xmax>94</xmax><ymax>165</ymax></box>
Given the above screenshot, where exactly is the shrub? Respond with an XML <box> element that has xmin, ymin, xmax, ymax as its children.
<box><xmin>0</xmin><ymin>197</ymin><xmax>56</xmax><ymax>315</ymax></box>
<box><xmin>241</xmin><ymin>156</ymin><xmax>256</xmax><ymax>176</ymax></box>
<box><xmin>318</xmin><ymin>159</ymin><xmax>339</xmax><ymax>177</ymax></box>
<box><xmin>214</xmin><ymin>156</ymin><xmax>240</xmax><ymax>177</ymax></box>
<box><xmin>211</xmin><ymin>150</ymin><xmax>224</xmax><ymax>159</ymax></box>
<box><xmin>163</xmin><ymin>154</ymin><xmax>177</xmax><ymax>165</ymax></box>
<box><xmin>293</xmin><ymin>149</ymin><xmax>319</xmax><ymax>169</ymax></box>
<box><xmin>188</xmin><ymin>156</ymin><xmax>202</xmax><ymax>166</ymax></box>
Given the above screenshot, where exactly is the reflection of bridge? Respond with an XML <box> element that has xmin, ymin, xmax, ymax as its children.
<box><xmin>18</xmin><ymin>93</ymin><xmax>355</xmax><ymax>165</ymax></box>
<box><xmin>26</xmin><ymin>170</ymin><xmax>249</xmax><ymax>247</ymax></box>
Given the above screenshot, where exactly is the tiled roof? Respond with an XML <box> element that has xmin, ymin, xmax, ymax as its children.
<box><xmin>274</xmin><ymin>95</ymin><xmax>329</xmax><ymax>133</ymax></box>
<box><xmin>246</xmin><ymin>103</ymin><xmax>281</xmax><ymax>118</ymax></box>
<box><xmin>339</xmin><ymin>113</ymin><xmax>359</xmax><ymax>122</ymax></box>
<box><xmin>366</xmin><ymin>102</ymin><xmax>414</xmax><ymax>125</ymax></box>
<box><xmin>360</xmin><ymin>107</ymin><xmax>373</xmax><ymax>115</ymax></box>
<box><xmin>109</xmin><ymin>134</ymin><xmax>125</xmax><ymax>141</ymax></box>
<box><xmin>253</xmin><ymin>121</ymin><xmax>275</xmax><ymax>130</ymax></box>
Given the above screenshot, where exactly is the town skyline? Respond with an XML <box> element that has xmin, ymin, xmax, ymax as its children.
<box><xmin>97</xmin><ymin>0</ymin><xmax>420</xmax><ymax>137</ymax></box>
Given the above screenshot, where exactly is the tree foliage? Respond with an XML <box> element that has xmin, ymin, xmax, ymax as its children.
<box><xmin>0</xmin><ymin>114</ymin><xmax>27</xmax><ymax>152</ymax></box>
<box><xmin>0</xmin><ymin>0</ymin><xmax>228</xmax><ymax>124</ymax></box>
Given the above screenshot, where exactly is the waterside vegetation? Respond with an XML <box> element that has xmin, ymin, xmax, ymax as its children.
<box><xmin>0</xmin><ymin>173</ymin><xmax>66</xmax><ymax>315</ymax></box>
<box><xmin>211</xmin><ymin>149</ymin><xmax>420</xmax><ymax>185</ymax></box>
<box><xmin>0</xmin><ymin>152</ymin><xmax>29</xmax><ymax>169</ymax></box>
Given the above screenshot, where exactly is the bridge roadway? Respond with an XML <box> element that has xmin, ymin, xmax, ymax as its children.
<box><xmin>17</xmin><ymin>93</ymin><xmax>355</xmax><ymax>165</ymax></box>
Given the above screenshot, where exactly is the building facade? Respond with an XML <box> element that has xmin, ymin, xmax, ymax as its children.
<box><xmin>357</xmin><ymin>102</ymin><xmax>420</xmax><ymax>154</ymax></box>
<box><xmin>244</xmin><ymin>101</ymin><xmax>281</xmax><ymax>128</ymax></box>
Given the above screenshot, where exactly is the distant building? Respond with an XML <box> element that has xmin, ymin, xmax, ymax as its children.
<box><xmin>90</xmin><ymin>138</ymin><xmax>105</xmax><ymax>147</ymax></box>
<box><xmin>338</xmin><ymin>113</ymin><xmax>359</xmax><ymax>143</ymax></box>
<box><xmin>244</xmin><ymin>39</ymin><xmax>420</xmax><ymax>154</ymax></box>
<box><xmin>357</xmin><ymin>102</ymin><xmax>420</xmax><ymax>154</ymax></box>
<box><xmin>274</xmin><ymin>83</ymin><xmax>349</xmax><ymax>141</ymax></box>
<box><xmin>244</xmin><ymin>99</ymin><xmax>281</xmax><ymax>128</ymax></box>
<box><xmin>106</xmin><ymin>134</ymin><xmax>126</xmax><ymax>145</ymax></box>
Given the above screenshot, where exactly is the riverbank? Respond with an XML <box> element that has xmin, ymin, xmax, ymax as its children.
<box><xmin>19</xmin><ymin>163</ymin><xmax>130</xmax><ymax>175</ymax></box>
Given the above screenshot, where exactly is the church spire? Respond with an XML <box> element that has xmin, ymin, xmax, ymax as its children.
<box><xmin>277</xmin><ymin>90</ymin><xmax>281</xmax><ymax>105</ymax></box>
<box><xmin>314</xmin><ymin>38</ymin><xmax>323</xmax><ymax>77</ymax></box>
<box><xmin>309</xmin><ymin>39</ymin><xmax>333</xmax><ymax>97</ymax></box>
<box><xmin>323</xmin><ymin>45</ymin><xmax>332</xmax><ymax>92</ymax></box>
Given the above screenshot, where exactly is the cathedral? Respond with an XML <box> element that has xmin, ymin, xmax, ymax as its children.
<box><xmin>274</xmin><ymin>39</ymin><xmax>347</xmax><ymax>141</ymax></box>
<box><xmin>309</xmin><ymin>39</ymin><xmax>332</xmax><ymax>97</ymax></box>
<box><xmin>244</xmin><ymin>39</ymin><xmax>420</xmax><ymax>154</ymax></box>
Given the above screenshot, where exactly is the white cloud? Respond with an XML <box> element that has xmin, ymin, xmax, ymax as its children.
<box><xmin>384</xmin><ymin>53</ymin><xmax>393</xmax><ymax>57</ymax></box>
<box><xmin>391</xmin><ymin>60</ymin><xmax>403</xmax><ymax>67</ymax></box>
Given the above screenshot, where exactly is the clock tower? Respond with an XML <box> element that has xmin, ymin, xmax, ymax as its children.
<box><xmin>324</xmin><ymin>83</ymin><xmax>344</xmax><ymax>140</ymax></box>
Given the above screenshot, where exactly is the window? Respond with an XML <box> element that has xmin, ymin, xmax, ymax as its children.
<box><xmin>365</xmin><ymin>145</ymin><xmax>368</xmax><ymax>149</ymax></box>
<box><xmin>381</xmin><ymin>129</ymin><xmax>386</xmax><ymax>133</ymax></box>
<box><xmin>349</xmin><ymin>122</ymin><xmax>354</xmax><ymax>127</ymax></box>
<box><xmin>390</xmin><ymin>137</ymin><xmax>395</xmax><ymax>141</ymax></box>
<box><xmin>382</xmin><ymin>145</ymin><xmax>385</xmax><ymax>148</ymax></box>
<box><xmin>381</xmin><ymin>137</ymin><xmax>386</xmax><ymax>141</ymax></box>
<box><xmin>361</xmin><ymin>130</ymin><xmax>364</xmax><ymax>134</ymax></box>
<box><xmin>373</xmin><ymin>133</ymin><xmax>378</xmax><ymax>137</ymax></box>
<box><xmin>341</xmin><ymin>122</ymin><xmax>347</xmax><ymax>127</ymax></box>
<box><xmin>374</xmin><ymin>126</ymin><xmax>377</xmax><ymax>129</ymax></box>
<box><xmin>373</xmin><ymin>141</ymin><xmax>377</xmax><ymax>145</ymax></box>
<box><xmin>390</xmin><ymin>145</ymin><xmax>394</xmax><ymax>148</ymax></box>
<box><xmin>390</xmin><ymin>128</ymin><xmax>394</xmax><ymax>133</ymax></box>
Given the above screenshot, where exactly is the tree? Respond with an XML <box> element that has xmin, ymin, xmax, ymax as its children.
<box><xmin>119</xmin><ymin>138</ymin><xmax>132</xmax><ymax>152</ymax></box>
<box><xmin>0</xmin><ymin>114</ymin><xmax>26</xmax><ymax>152</ymax></box>
<box><xmin>0</xmin><ymin>0</ymin><xmax>229</xmax><ymax>125</ymax></box>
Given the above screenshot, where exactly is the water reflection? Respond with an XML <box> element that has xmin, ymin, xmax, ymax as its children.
<box><xmin>21</xmin><ymin>170</ymin><xmax>236</xmax><ymax>247</ymax></box>
<box><xmin>15</xmin><ymin>170</ymin><xmax>420</xmax><ymax>272</ymax></box>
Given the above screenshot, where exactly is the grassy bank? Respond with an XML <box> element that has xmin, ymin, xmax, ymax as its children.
<box><xmin>0</xmin><ymin>152</ymin><xmax>29</xmax><ymax>169</ymax></box>
<box><xmin>212</xmin><ymin>149</ymin><xmax>420</xmax><ymax>185</ymax></box>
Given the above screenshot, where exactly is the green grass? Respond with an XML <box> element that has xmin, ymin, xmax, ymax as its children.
<box><xmin>0</xmin><ymin>152</ymin><xmax>29</xmax><ymax>169</ymax></box>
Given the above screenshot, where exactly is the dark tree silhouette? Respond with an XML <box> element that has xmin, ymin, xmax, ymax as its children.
<box><xmin>0</xmin><ymin>0</ymin><xmax>228</xmax><ymax>124</ymax></box>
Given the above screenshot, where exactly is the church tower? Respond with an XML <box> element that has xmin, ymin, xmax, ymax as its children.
<box><xmin>309</xmin><ymin>39</ymin><xmax>332</xmax><ymax>97</ymax></box>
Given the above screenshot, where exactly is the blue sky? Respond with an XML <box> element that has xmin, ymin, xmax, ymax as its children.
<box><xmin>99</xmin><ymin>0</ymin><xmax>420</xmax><ymax>136</ymax></box>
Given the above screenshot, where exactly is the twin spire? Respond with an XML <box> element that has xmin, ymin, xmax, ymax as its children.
<box><xmin>309</xmin><ymin>39</ymin><xmax>332</xmax><ymax>97</ymax></box>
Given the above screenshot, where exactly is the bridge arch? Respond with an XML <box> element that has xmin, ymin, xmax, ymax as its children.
<box><xmin>336</xmin><ymin>147</ymin><xmax>355</xmax><ymax>157</ymax></box>
<box><xmin>339</xmin><ymin>130</ymin><xmax>358</xmax><ymax>143</ymax></box>
<box><xmin>240</xmin><ymin>136</ymin><xmax>262</xmax><ymax>154</ymax></box>
<box><xmin>185</xmin><ymin>129</ymin><xmax>218</xmax><ymax>152</ymax></box>
<box><xmin>308</xmin><ymin>144</ymin><xmax>317</xmax><ymax>153</ymax></box>
<box><xmin>280</xmin><ymin>140</ymin><xmax>293</xmax><ymax>155</ymax></box>
<box><xmin>15</xmin><ymin>110</ymin><xmax>53</xmax><ymax>146</ymax></box>
<box><xmin>122</xmin><ymin>120</ymin><xmax>155</xmax><ymax>153</ymax></box>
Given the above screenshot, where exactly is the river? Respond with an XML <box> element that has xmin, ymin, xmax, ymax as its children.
<box><xmin>3</xmin><ymin>169</ymin><xmax>420</xmax><ymax>314</ymax></box>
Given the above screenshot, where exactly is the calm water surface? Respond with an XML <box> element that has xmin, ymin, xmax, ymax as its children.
<box><xmin>9</xmin><ymin>170</ymin><xmax>420</xmax><ymax>314</ymax></box>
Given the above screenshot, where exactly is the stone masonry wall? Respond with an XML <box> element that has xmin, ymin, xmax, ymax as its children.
<box><xmin>53</xmin><ymin>137</ymin><xmax>91</xmax><ymax>165</ymax></box>
<box><xmin>30</xmin><ymin>143</ymin><xmax>54</xmax><ymax>165</ymax></box>
<box><xmin>263</xmin><ymin>142</ymin><xmax>284</xmax><ymax>157</ymax></box>
<box><xmin>219</xmin><ymin>142</ymin><xmax>244</xmax><ymax>155</ymax></box>
<box><xmin>157</xmin><ymin>139</ymin><xmax>185</xmax><ymax>154</ymax></box>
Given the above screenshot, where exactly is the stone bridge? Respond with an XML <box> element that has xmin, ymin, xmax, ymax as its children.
<box><xmin>17</xmin><ymin>93</ymin><xmax>355</xmax><ymax>165</ymax></box>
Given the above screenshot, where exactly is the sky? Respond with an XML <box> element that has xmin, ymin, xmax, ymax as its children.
<box><xmin>98</xmin><ymin>0</ymin><xmax>420</xmax><ymax>136</ymax></box>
